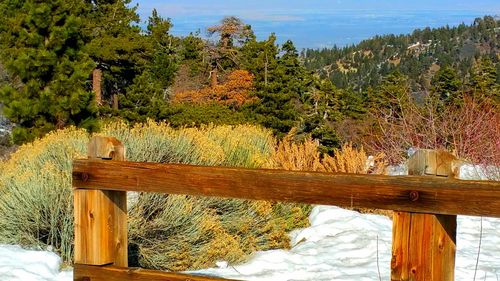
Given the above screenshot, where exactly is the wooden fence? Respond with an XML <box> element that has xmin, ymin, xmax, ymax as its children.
<box><xmin>72</xmin><ymin>136</ymin><xmax>500</xmax><ymax>281</ymax></box>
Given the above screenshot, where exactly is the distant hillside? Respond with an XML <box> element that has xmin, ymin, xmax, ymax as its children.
<box><xmin>302</xmin><ymin>16</ymin><xmax>500</xmax><ymax>91</ymax></box>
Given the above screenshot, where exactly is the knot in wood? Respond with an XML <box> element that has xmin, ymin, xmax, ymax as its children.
<box><xmin>409</xmin><ymin>190</ymin><xmax>419</xmax><ymax>202</ymax></box>
<box><xmin>81</xmin><ymin>172</ymin><xmax>89</xmax><ymax>182</ymax></box>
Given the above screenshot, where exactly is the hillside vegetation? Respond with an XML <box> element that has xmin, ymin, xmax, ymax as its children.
<box><xmin>0</xmin><ymin>1</ymin><xmax>498</xmax><ymax>163</ymax></box>
<box><xmin>0</xmin><ymin>121</ymin><xmax>381</xmax><ymax>270</ymax></box>
<box><xmin>303</xmin><ymin>16</ymin><xmax>500</xmax><ymax>92</ymax></box>
<box><xmin>0</xmin><ymin>1</ymin><xmax>498</xmax><ymax>273</ymax></box>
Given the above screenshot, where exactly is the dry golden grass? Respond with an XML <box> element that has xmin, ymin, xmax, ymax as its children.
<box><xmin>270</xmin><ymin>132</ymin><xmax>386</xmax><ymax>174</ymax></box>
<box><xmin>268</xmin><ymin>134</ymin><xmax>325</xmax><ymax>171</ymax></box>
<box><xmin>269</xmin><ymin>134</ymin><xmax>390</xmax><ymax>217</ymax></box>
<box><xmin>324</xmin><ymin>143</ymin><xmax>387</xmax><ymax>174</ymax></box>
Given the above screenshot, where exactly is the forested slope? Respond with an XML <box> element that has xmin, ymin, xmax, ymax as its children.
<box><xmin>303</xmin><ymin>16</ymin><xmax>500</xmax><ymax>92</ymax></box>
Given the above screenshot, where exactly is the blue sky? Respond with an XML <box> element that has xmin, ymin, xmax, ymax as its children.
<box><xmin>131</xmin><ymin>1</ymin><xmax>500</xmax><ymax>49</ymax></box>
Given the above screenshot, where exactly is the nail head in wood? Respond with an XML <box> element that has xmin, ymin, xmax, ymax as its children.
<box><xmin>409</xmin><ymin>190</ymin><xmax>419</xmax><ymax>202</ymax></box>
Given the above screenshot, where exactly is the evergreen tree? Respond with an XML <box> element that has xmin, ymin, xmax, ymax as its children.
<box><xmin>369</xmin><ymin>72</ymin><xmax>412</xmax><ymax>117</ymax></box>
<box><xmin>251</xmin><ymin>40</ymin><xmax>312</xmax><ymax>137</ymax></box>
<box><xmin>84</xmin><ymin>0</ymin><xmax>147</xmax><ymax>109</ymax></box>
<box><xmin>469</xmin><ymin>58</ymin><xmax>499</xmax><ymax>105</ymax></box>
<box><xmin>339</xmin><ymin>88</ymin><xmax>367</xmax><ymax>119</ymax></box>
<box><xmin>146</xmin><ymin>9</ymin><xmax>178</xmax><ymax>89</ymax></box>
<box><xmin>301</xmin><ymin>79</ymin><xmax>342</xmax><ymax>153</ymax></box>
<box><xmin>118</xmin><ymin>9</ymin><xmax>178</xmax><ymax>122</ymax></box>
<box><xmin>206</xmin><ymin>16</ymin><xmax>254</xmax><ymax>87</ymax></box>
<box><xmin>0</xmin><ymin>0</ymin><xmax>97</xmax><ymax>143</ymax></box>
<box><xmin>240</xmin><ymin>34</ymin><xmax>278</xmax><ymax>88</ymax></box>
<box><xmin>431</xmin><ymin>66</ymin><xmax>462</xmax><ymax>106</ymax></box>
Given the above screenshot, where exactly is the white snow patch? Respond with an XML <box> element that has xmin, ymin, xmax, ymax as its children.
<box><xmin>0</xmin><ymin>245</ymin><xmax>71</xmax><ymax>281</ymax></box>
<box><xmin>190</xmin><ymin>205</ymin><xmax>500</xmax><ymax>281</ymax></box>
<box><xmin>384</xmin><ymin>164</ymin><xmax>407</xmax><ymax>175</ymax></box>
<box><xmin>192</xmin><ymin>206</ymin><xmax>393</xmax><ymax>281</ymax></box>
<box><xmin>459</xmin><ymin>164</ymin><xmax>499</xmax><ymax>181</ymax></box>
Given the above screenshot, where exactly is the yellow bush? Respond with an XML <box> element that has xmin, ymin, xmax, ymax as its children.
<box><xmin>0</xmin><ymin>120</ymin><xmax>309</xmax><ymax>271</ymax></box>
<box><xmin>0</xmin><ymin>127</ymin><xmax>88</xmax><ymax>261</ymax></box>
<box><xmin>324</xmin><ymin>143</ymin><xmax>387</xmax><ymax>174</ymax></box>
<box><xmin>270</xmin><ymin>134</ymin><xmax>386</xmax><ymax>174</ymax></box>
<box><xmin>0</xmin><ymin>120</ymin><xmax>386</xmax><ymax>271</ymax></box>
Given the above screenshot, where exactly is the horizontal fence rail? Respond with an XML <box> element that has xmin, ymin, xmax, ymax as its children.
<box><xmin>73</xmin><ymin>159</ymin><xmax>500</xmax><ymax>217</ymax></box>
<box><xmin>73</xmin><ymin>136</ymin><xmax>500</xmax><ymax>281</ymax></box>
<box><xmin>74</xmin><ymin>264</ymin><xmax>236</xmax><ymax>281</ymax></box>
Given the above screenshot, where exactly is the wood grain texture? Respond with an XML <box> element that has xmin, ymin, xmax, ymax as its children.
<box><xmin>74</xmin><ymin>136</ymin><xmax>128</xmax><ymax>266</ymax></box>
<box><xmin>431</xmin><ymin>214</ymin><xmax>456</xmax><ymax>280</ymax></box>
<box><xmin>391</xmin><ymin>150</ymin><xmax>457</xmax><ymax>281</ymax></box>
<box><xmin>73</xmin><ymin>160</ymin><xmax>500</xmax><ymax>217</ymax></box>
<box><xmin>391</xmin><ymin>212</ymin><xmax>456</xmax><ymax>281</ymax></box>
<box><xmin>74</xmin><ymin>264</ymin><xmax>239</xmax><ymax>281</ymax></box>
<box><xmin>74</xmin><ymin>189</ymin><xmax>115</xmax><ymax>265</ymax></box>
<box><xmin>408</xmin><ymin>149</ymin><xmax>460</xmax><ymax>177</ymax></box>
<box><xmin>391</xmin><ymin>211</ymin><xmax>411</xmax><ymax>279</ymax></box>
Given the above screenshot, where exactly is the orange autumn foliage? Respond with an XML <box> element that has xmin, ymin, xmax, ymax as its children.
<box><xmin>173</xmin><ymin>70</ymin><xmax>255</xmax><ymax>108</ymax></box>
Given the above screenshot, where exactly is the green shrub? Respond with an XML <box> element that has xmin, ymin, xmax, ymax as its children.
<box><xmin>0</xmin><ymin>120</ymin><xmax>310</xmax><ymax>270</ymax></box>
<box><xmin>0</xmin><ymin>128</ymin><xmax>88</xmax><ymax>262</ymax></box>
<box><xmin>159</xmin><ymin>103</ymin><xmax>255</xmax><ymax>128</ymax></box>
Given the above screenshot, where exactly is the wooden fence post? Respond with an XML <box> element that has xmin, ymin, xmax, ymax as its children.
<box><xmin>391</xmin><ymin>150</ymin><xmax>458</xmax><ymax>281</ymax></box>
<box><xmin>74</xmin><ymin>136</ymin><xmax>128</xmax><ymax>267</ymax></box>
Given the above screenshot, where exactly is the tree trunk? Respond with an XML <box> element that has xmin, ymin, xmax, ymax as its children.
<box><xmin>113</xmin><ymin>94</ymin><xmax>119</xmax><ymax>110</ymax></box>
<box><xmin>92</xmin><ymin>68</ymin><xmax>103</xmax><ymax>106</ymax></box>
<box><xmin>265</xmin><ymin>52</ymin><xmax>269</xmax><ymax>86</ymax></box>
<box><xmin>210</xmin><ymin>68</ymin><xmax>218</xmax><ymax>88</ymax></box>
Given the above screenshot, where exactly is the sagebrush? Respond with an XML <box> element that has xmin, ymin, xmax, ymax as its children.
<box><xmin>0</xmin><ymin>121</ymin><xmax>308</xmax><ymax>270</ymax></box>
<box><xmin>0</xmin><ymin>120</ymin><xmax>382</xmax><ymax>270</ymax></box>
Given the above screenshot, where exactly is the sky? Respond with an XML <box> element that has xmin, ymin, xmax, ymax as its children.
<box><xmin>131</xmin><ymin>1</ymin><xmax>500</xmax><ymax>49</ymax></box>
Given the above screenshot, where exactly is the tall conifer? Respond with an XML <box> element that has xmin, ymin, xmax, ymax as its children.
<box><xmin>0</xmin><ymin>0</ymin><xmax>97</xmax><ymax>143</ymax></box>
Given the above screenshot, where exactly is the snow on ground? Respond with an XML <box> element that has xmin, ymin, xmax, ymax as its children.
<box><xmin>0</xmin><ymin>164</ymin><xmax>499</xmax><ymax>280</ymax></box>
<box><xmin>0</xmin><ymin>245</ymin><xmax>71</xmax><ymax>281</ymax></box>
<box><xmin>456</xmin><ymin>216</ymin><xmax>500</xmax><ymax>280</ymax></box>
<box><xmin>0</xmin><ymin>208</ymin><xmax>499</xmax><ymax>281</ymax></box>
<box><xmin>192</xmin><ymin>206</ymin><xmax>393</xmax><ymax>281</ymax></box>
<box><xmin>192</xmin><ymin>207</ymin><xmax>500</xmax><ymax>281</ymax></box>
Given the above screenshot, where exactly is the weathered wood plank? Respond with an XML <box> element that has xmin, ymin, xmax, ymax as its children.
<box><xmin>391</xmin><ymin>150</ymin><xmax>457</xmax><ymax>281</ymax></box>
<box><xmin>73</xmin><ymin>160</ymin><xmax>500</xmax><ymax>217</ymax></box>
<box><xmin>74</xmin><ymin>189</ymin><xmax>115</xmax><ymax>265</ymax></box>
<box><xmin>74</xmin><ymin>137</ymin><xmax>128</xmax><ymax>266</ymax></box>
<box><xmin>431</xmin><ymin>214</ymin><xmax>456</xmax><ymax>280</ymax></box>
<box><xmin>391</xmin><ymin>211</ymin><xmax>411</xmax><ymax>279</ymax></box>
<box><xmin>74</xmin><ymin>264</ymin><xmax>239</xmax><ymax>281</ymax></box>
<box><xmin>408</xmin><ymin>149</ymin><xmax>461</xmax><ymax>177</ymax></box>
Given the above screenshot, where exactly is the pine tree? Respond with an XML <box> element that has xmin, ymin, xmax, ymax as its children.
<box><xmin>0</xmin><ymin>0</ymin><xmax>97</xmax><ymax>143</ymax></box>
<box><xmin>250</xmin><ymin>40</ymin><xmax>312</xmax><ymax>137</ymax></box>
<box><xmin>206</xmin><ymin>16</ymin><xmax>254</xmax><ymax>87</ymax></box>
<box><xmin>118</xmin><ymin>9</ymin><xmax>178</xmax><ymax>122</ymax></box>
<box><xmin>469</xmin><ymin>58</ymin><xmax>499</xmax><ymax>105</ymax></box>
<box><xmin>369</xmin><ymin>71</ymin><xmax>412</xmax><ymax>118</ymax></box>
<box><xmin>339</xmin><ymin>88</ymin><xmax>367</xmax><ymax>119</ymax></box>
<box><xmin>240</xmin><ymin>34</ymin><xmax>278</xmax><ymax>88</ymax></box>
<box><xmin>84</xmin><ymin>0</ymin><xmax>147</xmax><ymax>110</ymax></box>
<box><xmin>301</xmin><ymin>79</ymin><xmax>342</xmax><ymax>153</ymax></box>
<box><xmin>431</xmin><ymin>66</ymin><xmax>462</xmax><ymax>106</ymax></box>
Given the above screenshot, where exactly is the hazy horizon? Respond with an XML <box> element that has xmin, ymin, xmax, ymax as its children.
<box><xmin>132</xmin><ymin>1</ymin><xmax>500</xmax><ymax>49</ymax></box>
